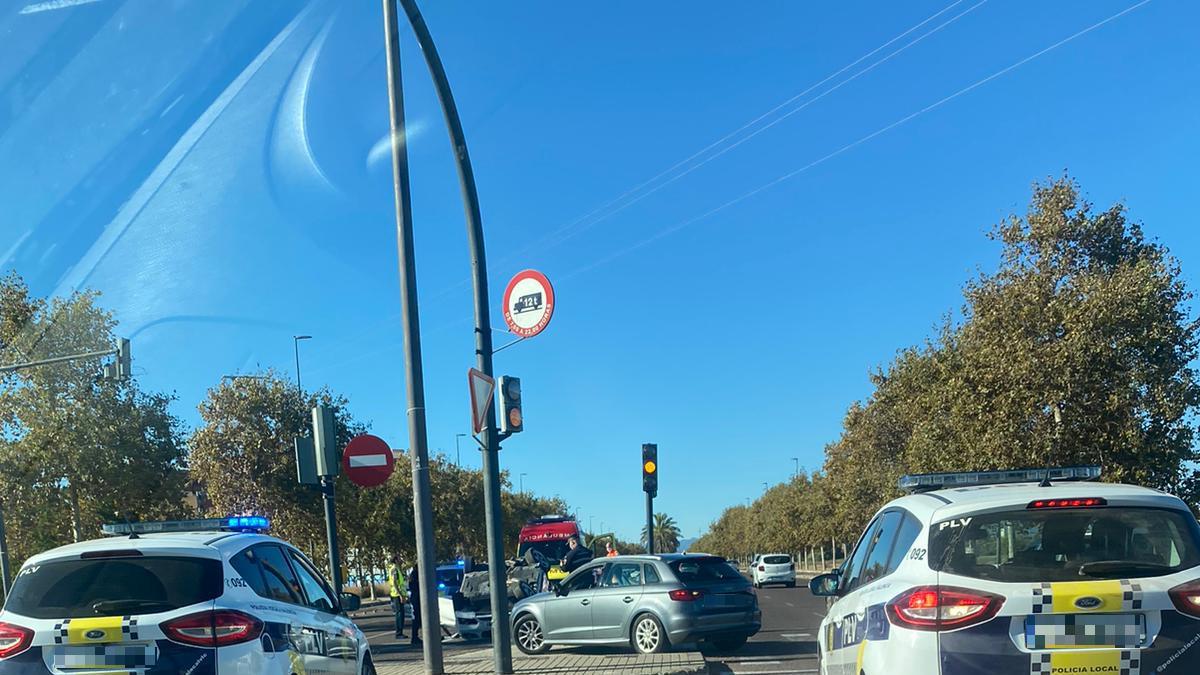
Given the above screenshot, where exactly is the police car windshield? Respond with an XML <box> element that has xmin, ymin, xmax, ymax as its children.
<box><xmin>5</xmin><ymin>556</ymin><xmax>223</xmax><ymax>619</ymax></box>
<box><xmin>930</xmin><ymin>507</ymin><xmax>1200</xmax><ymax>583</ymax></box>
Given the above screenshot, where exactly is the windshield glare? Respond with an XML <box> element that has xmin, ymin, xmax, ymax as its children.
<box><xmin>931</xmin><ymin>507</ymin><xmax>1200</xmax><ymax>582</ymax></box>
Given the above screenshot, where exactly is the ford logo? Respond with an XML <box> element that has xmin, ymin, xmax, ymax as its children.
<box><xmin>84</xmin><ymin>630</ymin><xmax>106</xmax><ymax>640</ymax></box>
<box><xmin>1074</xmin><ymin>596</ymin><xmax>1103</xmax><ymax>610</ymax></box>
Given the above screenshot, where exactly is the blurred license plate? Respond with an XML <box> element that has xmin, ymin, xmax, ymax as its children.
<box><xmin>53</xmin><ymin>643</ymin><xmax>157</xmax><ymax>668</ymax></box>
<box><xmin>711</xmin><ymin>594</ymin><xmax>751</xmax><ymax>608</ymax></box>
<box><xmin>1025</xmin><ymin>614</ymin><xmax>1146</xmax><ymax>649</ymax></box>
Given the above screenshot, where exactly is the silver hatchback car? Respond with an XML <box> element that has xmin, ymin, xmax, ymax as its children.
<box><xmin>510</xmin><ymin>554</ymin><xmax>760</xmax><ymax>655</ymax></box>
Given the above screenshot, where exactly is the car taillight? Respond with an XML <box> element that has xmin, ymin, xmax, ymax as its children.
<box><xmin>1169</xmin><ymin>580</ymin><xmax>1200</xmax><ymax>618</ymax></box>
<box><xmin>161</xmin><ymin>610</ymin><xmax>263</xmax><ymax>647</ymax></box>
<box><xmin>886</xmin><ymin>586</ymin><xmax>1004</xmax><ymax>631</ymax></box>
<box><xmin>0</xmin><ymin>622</ymin><xmax>33</xmax><ymax>659</ymax></box>
<box><xmin>758</xmin><ymin>566</ymin><xmax>765</xmax><ymax>571</ymax></box>
<box><xmin>1027</xmin><ymin>498</ymin><xmax>1106</xmax><ymax>509</ymax></box>
<box><xmin>669</xmin><ymin>589</ymin><xmax>703</xmax><ymax>601</ymax></box>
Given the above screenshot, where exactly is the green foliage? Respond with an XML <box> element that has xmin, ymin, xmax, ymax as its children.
<box><xmin>642</xmin><ymin>512</ymin><xmax>682</xmax><ymax>553</ymax></box>
<box><xmin>0</xmin><ymin>274</ymin><xmax>189</xmax><ymax>564</ymax></box>
<box><xmin>698</xmin><ymin>177</ymin><xmax>1200</xmax><ymax>556</ymax></box>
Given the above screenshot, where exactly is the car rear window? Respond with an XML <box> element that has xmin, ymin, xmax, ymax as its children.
<box><xmin>6</xmin><ymin>555</ymin><xmax>222</xmax><ymax>619</ymax></box>
<box><xmin>670</xmin><ymin>557</ymin><xmax>743</xmax><ymax>581</ymax></box>
<box><xmin>931</xmin><ymin>507</ymin><xmax>1200</xmax><ymax>582</ymax></box>
<box><xmin>762</xmin><ymin>555</ymin><xmax>791</xmax><ymax>565</ymax></box>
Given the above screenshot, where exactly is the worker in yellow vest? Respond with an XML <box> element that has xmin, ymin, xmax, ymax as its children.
<box><xmin>388</xmin><ymin>554</ymin><xmax>409</xmax><ymax>639</ymax></box>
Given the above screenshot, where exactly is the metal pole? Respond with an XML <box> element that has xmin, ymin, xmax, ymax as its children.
<box><xmin>293</xmin><ymin>335</ymin><xmax>311</xmax><ymax>394</ymax></box>
<box><xmin>455</xmin><ymin>433</ymin><xmax>466</xmax><ymax>467</ymax></box>
<box><xmin>394</xmin><ymin>1</ymin><xmax>510</xmax><ymax>670</ymax></box>
<box><xmin>0</xmin><ymin>347</ymin><xmax>116</xmax><ymax>373</ymax></box>
<box><xmin>645</xmin><ymin>492</ymin><xmax>654</xmax><ymax>555</ymax></box>
<box><xmin>382</xmin><ymin>2</ymin><xmax>442</xmax><ymax>671</ymax></box>
<box><xmin>320</xmin><ymin>476</ymin><xmax>342</xmax><ymax>593</ymax></box>
<box><xmin>0</xmin><ymin>501</ymin><xmax>10</xmax><ymax>600</ymax></box>
<box><xmin>791</xmin><ymin>457</ymin><xmax>799</xmax><ymax>480</ymax></box>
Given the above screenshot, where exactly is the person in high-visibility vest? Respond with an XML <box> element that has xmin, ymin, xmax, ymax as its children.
<box><xmin>387</xmin><ymin>554</ymin><xmax>408</xmax><ymax>639</ymax></box>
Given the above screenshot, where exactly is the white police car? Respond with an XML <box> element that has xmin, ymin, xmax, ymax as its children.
<box><xmin>0</xmin><ymin>517</ymin><xmax>376</xmax><ymax>675</ymax></box>
<box><xmin>810</xmin><ymin>467</ymin><xmax>1200</xmax><ymax>675</ymax></box>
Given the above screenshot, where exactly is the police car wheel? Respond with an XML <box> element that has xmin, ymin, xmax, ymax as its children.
<box><xmin>514</xmin><ymin>614</ymin><xmax>549</xmax><ymax>655</ymax></box>
<box><xmin>631</xmin><ymin>613</ymin><xmax>669</xmax><ymax>654</ymax></box>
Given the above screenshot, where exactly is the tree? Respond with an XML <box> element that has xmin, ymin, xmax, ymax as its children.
<box><xmin>643</xmin><ymin>512</ymin><xmax>681</xmax><ymax>553</ymax></box>
<box><xmin>698</xmin><ymin>176</ymin><xmax>1200</xmax><ymax>555</ymax></box>
<box><xmin>0</xmin><ymin>273</ymin><xmax>189</xmax><ymax>564</ymax></box>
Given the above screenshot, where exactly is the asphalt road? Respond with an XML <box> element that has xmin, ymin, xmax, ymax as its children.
<box><xmin>704</xmin><ymin>582</ymin><xmax>824</xmax><ymax>675</ymax></box>
<box><xmin>355</xmin><ymin>579</ymin><xmax>827</xmax><ymax>673</ymax></box>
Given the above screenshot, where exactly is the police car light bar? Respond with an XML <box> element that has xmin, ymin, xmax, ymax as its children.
<box><xmin>897</xmin><ymin>466</ymin><xmax>1102</xmax><ymax>493</ymax></box>
<box><xmin>102</xmin><ymin>516</ymin><xmax>271</xmax><ymax>536</ymax></box>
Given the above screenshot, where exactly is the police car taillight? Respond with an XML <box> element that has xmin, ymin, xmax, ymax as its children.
<box><xmin>0</xmin><ymin>622</ymin><xmax>33</xmax><ymax>659</ymax></box>
<box><xmin>1027</xmin><ymin>498</ymin><xmax>1107</xmax><ymax>509</ymax></box>
<box><xmin>1169</xmin><ymin>580</ymin><xmax>1200</xmax><ymax>618</ymax></box>
<box><xmin>886</xmin><ymin>586</ymin><xmax>1005</xmax><ymax>631</ymax></box>
<box><xmin>161</xmin><ymin>610</ymin><xmax>263</xmax><ymax>648</ymax></box>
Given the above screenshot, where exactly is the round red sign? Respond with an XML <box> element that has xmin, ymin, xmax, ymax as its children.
<box><xmin>342</xmin><ymin>434</ymin><xmax>395</xmax><ymax>488</ymax></box>
<box><xmin>502</xmin><ymin>270</ymin><xmax>555</xmax><ymax>338</ymax></box>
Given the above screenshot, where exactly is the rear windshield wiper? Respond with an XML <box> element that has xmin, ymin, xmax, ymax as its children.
<box><xmin>90</xmin><ymin>599</ymin><xmax>174</xmax><ymax>615</ymax></box>
<box><xmin>1077</xmin><ymin>560</ymin><xmax>1174</xmax><ymax>577</ymax></box>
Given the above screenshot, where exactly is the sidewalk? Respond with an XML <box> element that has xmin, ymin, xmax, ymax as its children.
<box><xmin>373</xmin><ymin>648</ymin><xmax>706</xmax><ymax>675</ymax></box>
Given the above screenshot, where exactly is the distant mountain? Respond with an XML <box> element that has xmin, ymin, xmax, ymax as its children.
<box><xmin>677</xmin><ymin>537</ymin><xmax>697</xmax><ymax>553</ymax></box>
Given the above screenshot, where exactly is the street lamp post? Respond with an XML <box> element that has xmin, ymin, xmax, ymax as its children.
<box><xmin>455</xmin><ymin>433</ymin><xmax>467</xmax><ymax>467</ymax></box>
<box><xmin>389</xmin><ymin>1</ymin><xmax>513</xmax><ymax>669</ymax></box>
<box><xmin>293</xmin><ymin>335</ymin><xmax>312</xmax><ymax>394</ymax></box>
<box><xmin>382</xmin><ymin>3</ymin><xmax>441</xmax><ymax>671</ymax></box>
<box><xmin>519</xmin><ymin>473</ymin><xmax>527</xmax><ymax>495</ymax></box>
<box><xmin>791</xmin><ymin>457</ymin><xmax>800</xmax><ymax>480</ymax></box>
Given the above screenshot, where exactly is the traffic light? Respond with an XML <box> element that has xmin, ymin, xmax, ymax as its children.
<box><xmin>116</xmin><ymin>338</ymin><xmax>131</xmax><ymax>380</ymax></box>
<box><xmin>499</xmin><ymin>376</ymin><xmax>522</xmax><ymax>435</ymax></box>
<box><xmin>642</xmin><ymin>443</ymin><xmax>658</xmax><ymax>496</ymax></box>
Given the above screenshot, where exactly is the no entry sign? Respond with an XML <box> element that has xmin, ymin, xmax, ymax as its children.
<box><xmin>502</xmin><ymin>270</ymin><xmax>555</xmax><ymax>338</ymax></box>
<box><xmin>342</xmin><ymin>434</ymin><xmax>395</xmax><ymax>488</ymax></box>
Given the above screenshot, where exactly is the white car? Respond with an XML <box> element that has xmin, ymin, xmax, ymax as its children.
<box><xmin>0</xmin><ymin>517</ymin><xmax>375</xmax><ymax>675</ymax></box>
<box><xmin>811</xmin><ymin>467</ymin><xmax>1200</xmax><ymax>675</ymax></box>
<box><xmin>752</xmin><ymin>554</ymin><xmax>796</xmax><ymax>588</ymax></box>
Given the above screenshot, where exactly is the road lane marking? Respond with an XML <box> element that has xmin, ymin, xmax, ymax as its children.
<box><xmin>781</xmin><ymin>633</ymin><xmax>811</xmax><ymax>639</ymax></box>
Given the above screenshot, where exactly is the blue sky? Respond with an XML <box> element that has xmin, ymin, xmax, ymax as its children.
<box><xmin>1</xmin><ymin>0</ymin><xmax>1198</xmax><ymax>544</ymax></box>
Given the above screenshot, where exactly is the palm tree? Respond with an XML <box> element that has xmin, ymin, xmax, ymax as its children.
<box><xmin>642</xmin><ymin>513</ymin><xmax>681</xmax><ymax>553</ymax></box>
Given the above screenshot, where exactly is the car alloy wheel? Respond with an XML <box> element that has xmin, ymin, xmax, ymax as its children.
<box><xmin>515</xmin><ymin>615</ymin><xmax>547</xmax><ymax>655</ymax></box>
<box><xmin>633</xmin><ymin>615</ymin><xmax>666</xmax><ymax>654</ymax></box>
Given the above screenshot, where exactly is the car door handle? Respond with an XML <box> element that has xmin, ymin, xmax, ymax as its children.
<box><xmin>580</xmin><ymin>599</ymin><xmax>590</xmax><ymax>606</ymax></box>
<box><xmin>622</xmin><ymin>596</ymin><xmax>634</xmax><ymax>603</ymax></box>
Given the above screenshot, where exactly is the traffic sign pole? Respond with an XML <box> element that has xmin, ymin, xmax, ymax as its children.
<box><xmin>383</xmin><ymin>2</ymin><xmax>443</xmax><ymax>672</ymax></box>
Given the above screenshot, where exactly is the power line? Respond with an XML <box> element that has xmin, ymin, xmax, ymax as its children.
<box><xmin>558</xmin><ymin>0</ymin><xmax>1154</xmax><ymax>283</ymax></box>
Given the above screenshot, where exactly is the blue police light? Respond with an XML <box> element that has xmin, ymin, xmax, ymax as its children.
<box><xmin>438</xmin><ymin>583</ymin><xmax>446</xmax><ymax>590</ymax></box>
<box><xmin>456</xmin><ymin>559</ymin><xmax>465</xmax><ymax>567</ymax></box>
<box><xmin>898</xmin><ymin>466</ymin><xmax>1102</xmax><ymax>493</ymax></box>
<box><xmin>102</xmin><ymin>515</ymin><xmax>271</xmax><ymax>536</ymax></box>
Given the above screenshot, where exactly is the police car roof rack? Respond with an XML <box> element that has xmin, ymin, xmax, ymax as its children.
<box><xmin>101</xmin><ymin>516</ymin><xmax>271</xmax><ymax>537</ymax></box>
<box><xmin>897</xmin><ymin>466</ymin><xmax>1102</xmax><ymax>494</ymax></box>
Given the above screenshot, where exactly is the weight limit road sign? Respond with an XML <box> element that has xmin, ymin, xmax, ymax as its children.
<box><xmin>502</xmin><ymin>269</ymin><xmax>555</xmax><ymax>338</ymax></box>
<box><xmin>342</xmin><ymin>434</ymin><xmax>395</xmax><ymax>488</ymax></box>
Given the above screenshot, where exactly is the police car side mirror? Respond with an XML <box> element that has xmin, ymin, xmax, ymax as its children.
<box><xmin>808</xmin><ymin>572</ymin><xmax>840</xmax><ymax>597</ymax></box>
<box><xmin>339</xmin><ymin>592</ymin><xmax>362</xmax><ymax>613</ymax></box>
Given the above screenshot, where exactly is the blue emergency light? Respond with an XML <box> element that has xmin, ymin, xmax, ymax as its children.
<box><xmin>102</xmin><ymin>515</ymin><xmax>272</xmax><ymax>536</ymax></box>
<box><xmin>898</xmin><ymin>466</ymin><xmax>1102</xmax><ymax>493</ymax></box>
